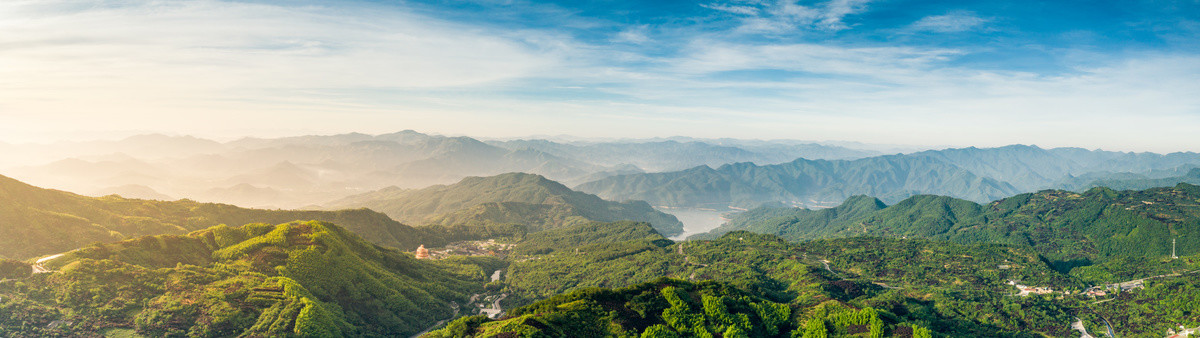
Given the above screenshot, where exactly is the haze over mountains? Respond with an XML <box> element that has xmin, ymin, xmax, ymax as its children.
<box><xmin>4</xmin><ymin>130</ymin><xmax>1200</xmax><ymax>214</ymax></box>
<box><xmin>0</xmin><ymin>131</ymin><xmax>878</xmax><ymax>209</ymax></box>
<box><xmin>579</xmin><ymin>144</ymin><xmax>1200</xmax><ymax>208</ymax></box>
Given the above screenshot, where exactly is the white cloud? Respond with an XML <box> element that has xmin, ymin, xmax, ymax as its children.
<box><xmin>910</xmin><ymin>11</ymin><xmax>989</xmax><ymax>33</ymax></box>
<box><xmin>613</xmin><ymin>25</ymin><xmax>651</xmax><ymax>44</ymax></box>
<box><xmin>700</xmin><ymin>3</ymin><xmax>760</xmax><ymax>16</ymax></box>
<box><xmin>818</xmin><ymin>0</ymin><xmax>871</xmax><ymax>30</ymax></box>
<box><xmin>709</xmin><ymin>0</ymin><xmax>872</xmax><ymax>34</ymax></box>
<box><xmin>0</xmin><ymin>0</ymin><xmax>577</xmax><ymax>140</ymax></box>
<box><xmin>0</xmin><ymin>1</ymin><xmax>562</xmax><ymax>100</ymax></box>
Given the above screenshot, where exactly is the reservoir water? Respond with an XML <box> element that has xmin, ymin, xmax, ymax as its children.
<box><xmin>657</xmin><ymin>207</ymin><xmax>735</xmax><ymax>241</ymax></box>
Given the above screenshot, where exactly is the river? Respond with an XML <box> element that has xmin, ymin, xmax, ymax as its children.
<box><xmin>656</xmin><ymin>207</ymin><xmax>735</xmax><ymax>241</ymax></box>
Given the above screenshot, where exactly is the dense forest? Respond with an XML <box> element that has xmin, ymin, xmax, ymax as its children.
<box><xmin>695</xmin><ymin>183</ymin><xmax>1200</xmax><ymax>272</ymax></box>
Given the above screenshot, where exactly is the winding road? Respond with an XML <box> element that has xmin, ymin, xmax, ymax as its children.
<box><xmin>410</xmin><ymin>269</ymin><xmax>506</xmax><ymax>337</ymax></box>
<box><xmin>32</xmin><ymin>254</ymin><xmax>65</xmax><ymax>274</ymax></box>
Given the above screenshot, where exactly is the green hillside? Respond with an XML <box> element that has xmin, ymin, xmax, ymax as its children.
<box><xmin>0</xmin><ymin>221</ymin><xmax>495</xmax><ymax>337</ymax></box>
<box><xmin>689</xmin><ymin>195</ymin><xmax>889</xmax><ymax>241</ymax></box>
<box><xmin>0</xmin><ymin>174</ymin><xmax>470</xmax><ymax>260</ymax></box>
<box><xmin>453</xmin><ymin>226</ymin><xmax>1092</xmax><ymax>337</ymax></box>
<box><xmin>326</xmin><ymin>172</ymin><xmax>684</xmax><ymax>236</ymax></box>
<box><xmin>694</xmin><ymin>183</ymin><xmax>1200</xmax><ymax>271</ymax></box>
<box><xmin>512</xmin><ymin>220</ymin><xmax>670</xmax><ymax>255</ymax></box>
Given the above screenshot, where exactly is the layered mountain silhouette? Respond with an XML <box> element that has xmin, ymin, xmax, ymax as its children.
<box><xmin>326</xmin><ymin>172</ymin><xmax>685</xmax><ymax>236</ymax></box>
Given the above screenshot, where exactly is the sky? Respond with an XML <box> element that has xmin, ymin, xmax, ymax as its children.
<box><xmin>1</xmin><ymin>0</ymin><xmax>1198</xmax><ymax>152</ymax></box>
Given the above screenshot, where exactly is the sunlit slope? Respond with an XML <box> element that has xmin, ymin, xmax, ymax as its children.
<box><xmin>0</xmin><ymin>174</ymin><xmax>437</xmax><ymax>259</ymax></box>
<box><xmin>1</xmin><ymin>221</ymin><xmax>492</xmax><ymax>337</ymax></box>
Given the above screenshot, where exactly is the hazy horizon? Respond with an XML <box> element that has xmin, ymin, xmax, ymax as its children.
<box><xmin>3</xmin><ymin>129</ymin><xmax>1197</xmax><ymax>156</ymax></box>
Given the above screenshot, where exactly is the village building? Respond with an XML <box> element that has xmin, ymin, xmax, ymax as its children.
<box><xmin>415</xmin><ymin>245</ymin><xmax>431</xmax><ymax>259</ymax></box>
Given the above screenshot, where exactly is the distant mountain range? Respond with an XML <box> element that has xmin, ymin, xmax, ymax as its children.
<box><xmin>578</xmin><ymin>145</ymin><xmax>1200</xmax><ymax>208</ymax></box>
<box><xmin>488</xmin><ymin>138</ymin><xmax>878</xmax><ymax>172</ymax></box>
<box><xmin>577</xmin><ymin>154</ymin><xmax>1021</xmax><ymax>208</ymax></box>
<box><xmin>325</xmin><ymin>172</ymin><xmax>684</xmax><ymax>236</ymax></box>
<box><xmin>0</xmin><ymin>131</ymin><xmax>881</xmax><ymax>209</ymax></box>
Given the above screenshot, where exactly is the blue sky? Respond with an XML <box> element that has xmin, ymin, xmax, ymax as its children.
<box><xmin>1</xmin><ymin>0</ymin><xmax>1198</xmax><ymax>151</ymax></box>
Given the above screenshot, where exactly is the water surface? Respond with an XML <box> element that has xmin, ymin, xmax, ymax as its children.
<box><xmin>657</xmin><ymin>207</ymin><xmax>734</xmax><ymax>241</ymax></box>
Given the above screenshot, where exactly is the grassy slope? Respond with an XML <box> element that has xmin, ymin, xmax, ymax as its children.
<box><xmin>0</xmin><ymin>174</ymin><xmax>445</xmax><ymax>260</ymax></box>
<box><xmin>0</xmin><ymin>221</ymin><xmax>495</xmax><ymax>337</ymax></box>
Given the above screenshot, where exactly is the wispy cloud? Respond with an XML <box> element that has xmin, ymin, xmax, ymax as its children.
<box><xmin>909</xmin><ymin>11</ymin><xmax>989</xmax><ymax>33</ymax></box>
<box><xmin>702</xmin><ymin>0</ymin><xmax>873</xmax><ymax>34</ymax></box>
<box><xmin>613</xmin><ymin>25</ymin><xmax>652</xmax><ymax>44</ymax></box>
<box><xmin>700</xmin><ymin>3</ymin><xmax>760</xmax><ymax>16</ymax></box>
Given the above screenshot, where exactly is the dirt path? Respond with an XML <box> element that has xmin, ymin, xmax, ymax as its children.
<box><xmin>677</xmin><ymin>244</ymin><xmax>708</xmax><ymax>281</ymax></box>
<box><xmin>1071</xmin><ymin>317</ymin><xmax>1096</xmax><ymax>338</ymax></box>
<box><xmin>819</xmin><ymin>259</ymin><xmax>844</xmax><ymax>280</ymax></box>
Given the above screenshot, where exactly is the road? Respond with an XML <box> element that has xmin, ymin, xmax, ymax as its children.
<box><xmin>1071</xmin><ymin>317</ymin><xmax>1096</xmax><ymax>338</ymax></box>
<box><xmin>32</xmin><ymin>254</ymin><xmax>65</xmax><ymax>273</ymax></box>
<box><xmin>678</xmin><ymin>244</ymin><xmax>708</xmax><ymax>281</ymax></box>
<box><xmin>410</xmin><ymin>301</ymin><xmax>459</xmax><ymax>338</ymax></box>
<box><xmin>410</xmin><ymin>269</ymin><xmax>504</xmax><ymax>337</ymax></box>
<box><xmin>481</xmin><ymin>294</ymin><xmax>507</xmax><ymax>319</ymax></box>
<box><xmin>819</xmin><ymin>259</ymin><xmax>844</xmax><ymax>280</ymax></box>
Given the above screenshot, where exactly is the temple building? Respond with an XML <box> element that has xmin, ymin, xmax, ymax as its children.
<box><xmin>415</xmin><ymin>245</ymin><xmax>431</xmax><ymax>259</ymax></box>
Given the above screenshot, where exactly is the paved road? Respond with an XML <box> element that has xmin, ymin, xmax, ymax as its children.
<box><xmin>410</xmin><ymin>269</ymin><xmax>505</xmax><ymax>337</ymax></box>
<box><xmin>481</xmin><ymin>294</ymin><xmax>507</xmax><ymax>319</ymax></box>
<box><xmin>32</xmin><ymin>254</ymin><xmax>65</xmax><ymax>273</ymax></box>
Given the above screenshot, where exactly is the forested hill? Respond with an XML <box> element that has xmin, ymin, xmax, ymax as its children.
<box><xmin>0</xmin><ymin>173</ymin><xmax>454</xmax><ymax>260</ymax></box>
<box><xmin>693</xmin><ymin>183</ymin><xmax>1200</xmax><ymax>269</ymax></box>
<box><xmin>325</xmin><ymin>172</ymin><xmax>684</xmax><ymax>236</ymax></box>
<box><xmin>576</xmin><ymin>154</ymin><xmax>1018</xmax><ymax>209</ymax></box>
<box><xmin>0</xmin><ymin>221</ymin><xmax>499</xmax><ymax>337</ymax></box>
<box><xmin>475</xmin><ymin>227</ymin><xmax>1081</xmax><ymax>337</ymax></box>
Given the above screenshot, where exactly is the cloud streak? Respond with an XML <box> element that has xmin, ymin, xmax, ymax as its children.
<box><xmin>909</xmin><ymin>11</ymin><xmax>989</xmax><ymax>33</ymax></box>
